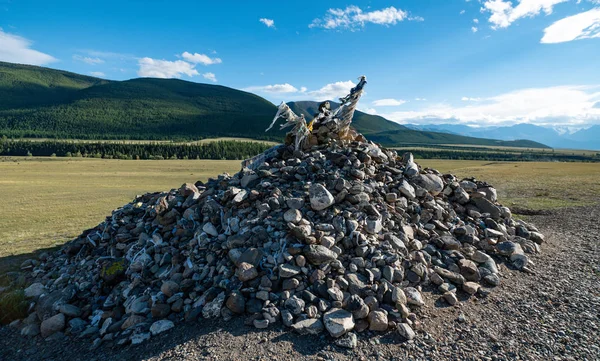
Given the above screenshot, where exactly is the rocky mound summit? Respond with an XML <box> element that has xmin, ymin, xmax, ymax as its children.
<box><xmin>14</xmin><ymin>82</ymin><xmax>544</xmax><ymax>349</ymax></box>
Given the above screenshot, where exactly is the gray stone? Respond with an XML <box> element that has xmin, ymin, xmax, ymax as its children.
<box><xmin>443</xmin><ymin>292</ymin><xmax>458</xmax><ymax>305</ymax></box>
<box><xmin>398</xmin><ymin>179</ymin><xmax>416</xmax><ymax>199</ymax></box>
<box><xmin>392</xmin><ymin>287</ymin><xmax>407</xmax><ymax>305</ymax></box>
<box><xmin>24</xmin><ymin>283</ymin><xmax>46</xmax><ymax>298</ymax></box>
<box><xmin>284</xmin><ymin>209</ymin><xmax>302</xmax><ymax>223</ymax></box>
<box><xmin>304</xmin><ymin>245</ymin><xmax>337</xmax><ymax>265</ymax></box>
<box><xmin>367</xmin><ymin>310</ymin><xmax>388</xmax><ymax>331</ymax></box>
<box><xmin>309</xmin><ymin>184</ymin><xmax>335</xmax><ymax>211</ymax></box>
<box><xmin>462</xmin><ymin>281</ymin><xmax>480</xmax><ymax>295</ymax></box>
<box><xmin>335</xmin><ymin>332</ymin><xmax>358</xmax><ymax>349</ymax></box>
<box><xmin>21</xmin><ymin>324</ymin><xmax>40</xmax><ymax>337</ymax></box>
<box><xmin>236</xmin><ymin>262</ymin><xmax>258</xmax><ymax>282</ymax></box>
<box><xmin>472</xmin><ymin>197</ymin><xmax>501</xmax><ymax>218</ymax></box>
<box><xmin>279</xmin><ymin>263</ymin><xmax>301</xmax><ymax>278</ymax></box>
<box><xmin>41</xmin><ymin>313</ymin><xmax>65</xmax><ymax>338</ymax></box>
<box><xmin>59</xmin><ymin>304</ymin><xmax>81</xmax><ymax>318</ymax></box>
<box><xmin>150</xmin><ymin>319</ymin><xmax>174</xmax><ymax>336</ymax></box>
<box><xmin>412</xmin><ymin>174</ymin><xmax>444</xmax><ymax>196</ymax></box>
<box><xmin>286</xmin><ymin>197</ymin><xmax>305</xmax><ymax>210</ymax></box>
<box><xmin>202</xmin><ymin>292</ymin><xmax>225</xmax><ymax>318</ymax></box>
<box><xmin>291</xmin><ymin>318</ymin><xmax>324</xmax><ymax>335</ymax></box>
<box><xmin>253</xmin><ymin>319</ymin><xmax>269</xmax><ymax>329</ymax></box>
<box><xmin>284</xmin><ymin>296</ymin><xmax>305</xmax><ymax>315</ymax></box>
<box><xmin>160</xmin><ymin>280</ymin><xmax>180</xmax><ymax>297</ymax></box>
<box><xmin>131</xmin><ymin>332</ymin><xmax>151</xmax><ymax>345</ymax></box>
<box><xmin>404</xmin><ymin>287</ymin><xmax>425</xmax><ymax>306</ymax></box>
<box><xmin>397</xmin><ymin>323</ymin><xmax>416</xmax><ymax>340</ymax></box>
<box><xmin>202</xmin><ymin>222</ymin><xmax>219</xmax><ymax>237</ymax></box>
<box><xmin>323</xmin><ymin>308</ymin><xmax>355</xmax><ymax>338</ymax></box>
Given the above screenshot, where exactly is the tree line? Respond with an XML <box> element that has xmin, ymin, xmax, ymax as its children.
<box><xmin>0</xmin><ymin>138</ymin><xmax>273</xmax><ymax>160</ymax></box>
<box><xmin>0</xmin><ymin>138</ymin><xmax>597</xmax><ymax>162</ymax></box>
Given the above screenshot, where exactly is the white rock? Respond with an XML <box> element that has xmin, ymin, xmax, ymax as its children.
<box><xmin>150</xmin><ymin>319</ymin><xmax>174</xmax><ymax>336</ymax></box>
<box><xmin>24</xmin><ymin>283</ymin><xmax>46</xmax><ymax>298</ymax></box>
<box><xmin>309</xmin><ymin>184</ymin><xmax>334</xmax><ymax>211</ymax></box>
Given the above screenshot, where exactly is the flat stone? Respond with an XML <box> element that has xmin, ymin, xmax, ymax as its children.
<box><xmin>291</xmin><ymin>318</ymin><xmax>324</xmax><ymax>335</ymax></box>
<box><xmin>323</xmin><ymin>308</ymin><xmax>355</xmax><ymax>338</ymax></box>
<box><xmin>59</xmin><ymin>304</ymin><xmax>81</xmax><ymax>318</ymax></box>
<box><xmin>121</xmin><ymin>315</ymin><xmax>146</xmax><ymax>330</ymax></box>
<box><xmin>131</xmin><ymin>332</ymin><xmax>151</xmax><ymax>345</ymax></box>
<box><xmin>462</xmin><ymin>282</ymin><xmax>480</xmax><ymax>295</ymax></box>
<box><xmin>202</xmin><ymin>222</ymin><xmax>219</xmax><ymax>237</ymax></box>
<box><xmin>279</xmin><ymin>263</ymin><xmax>301</xmax><ymax>278</ymax></box>
<box><xmin>304</xmin><ymin>245</ymin><xmax>337</xmax><ymax>265</ymax></box>
<box><xmin>24</xmin><ymin>283</ymin><xmax>46</xmax><ymax>298</ymax></box>
<box><xmin>21</xmin><ymin>324</ymin><xmax>40</xmax><ymax>337</ymax></box>
<box><xmin>397</xmin><ymin>323</ymin><xmax>416</xmax><ymax>340</ymax></box>
<box><xmin>335</xmin><ymin>332</ymin><xmax>358</xmax><ymax>349</ymax></box>
<box><xmin>150</xmin><ymin>320</ymin><xmax>174</xmax><ymax>336</ymax></box>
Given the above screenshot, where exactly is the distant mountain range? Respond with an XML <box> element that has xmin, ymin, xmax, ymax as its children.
<box><xmin>0</xmin><ymin>61</ymin><xmax>547</xmax><ymax>148</ymax></box>
<box><xmin>405</xmin><ymin>123</ymin><xmax>600</xmax><ymax>150</ymax></box>
<box><xmin>287</xmin><ymin>101</ymin><xmax>548</xmax><ymax>148</ymax></box>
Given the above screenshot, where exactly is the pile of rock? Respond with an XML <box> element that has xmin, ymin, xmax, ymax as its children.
<box><xmin>13</xmin><ymin>134</ymin><xmax>544</xmax><ymax>348</ymax></box>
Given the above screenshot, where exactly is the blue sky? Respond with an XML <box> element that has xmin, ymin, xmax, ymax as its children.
<box><xmin>1</xmin><ymin>0</ymin><xmax>600</xmax><ymax>128</ymax></box>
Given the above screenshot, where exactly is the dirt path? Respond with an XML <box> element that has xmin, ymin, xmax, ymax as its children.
<box><xmin>1</xmin><ymin>205</ymin><xmax>599</xmax><ymax>361</ymax></box>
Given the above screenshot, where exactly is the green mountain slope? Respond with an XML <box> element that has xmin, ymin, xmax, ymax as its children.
<box><xmin>287</xmin><ymin>101</ymin><xmax>407</xmax><ymax>134</ymax></box>
<box><xmin>0</xmin><ymin>62</ymin><xmax>281</xmax><ymax>140</ymax></box>
<box><xmin>0</xmin><ymin>62</ymin><xmax>549</xmax><ymax>148</ymax></box>
<box><xmin>0</xmin><ymin>62</ymin><xmax>108</xmax><ymax>110</ymax></box>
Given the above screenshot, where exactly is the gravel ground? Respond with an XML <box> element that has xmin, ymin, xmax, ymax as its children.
<box><xmin>1</xmin><ymin>205</ymin><xmax>598</xmax><ymax>361</ymax></box>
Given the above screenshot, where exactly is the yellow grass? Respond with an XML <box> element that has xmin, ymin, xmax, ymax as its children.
<box><xmin>0</xmin><ymin>158</ymin><xmax>241</xmax><ymax>257</ymax></box>
<box><xmin>418</xmin><ymin>160</ymin><xmax>600</xmax><ymax>211</ymax></box>
<box><xmin>1</xmin><ymin>158</ymin><xmax>599</xmax><ymax>259</ymax></box>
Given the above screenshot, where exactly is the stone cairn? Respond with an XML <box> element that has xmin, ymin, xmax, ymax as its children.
<box><xmin>16</xmin><ymin>78</ymin><xmax>544</xmax><ymax>348</ymax></box>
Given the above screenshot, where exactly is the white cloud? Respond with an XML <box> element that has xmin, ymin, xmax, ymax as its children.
<box><xmin>202</xmin><ymin>72</ymin><xmax>217</xmax><ymax>82</ymax></box>
<box><xmin>462</xmin><ymin>96</ymin><xmax>482</xmax><ymax>101</ymax></box>
<box><xmin>73</xmin><ymin>54</ymin><xmax>104</xmax><ymax>65</ymax></box>
<box><xmin>244</xmin><ymin>83</ymin><xmax>300</xmax><ymax>94</ymax></box>
<box><xmin>381</xmin><ymin>85</ymin><xmax>600</xmax><ymax>127</ymax></box>
<box><xmin>137</xmin><ymin>57</ymin><xmax>199</xmax><ymax>78</ymax></box>
<box><xmin>306</xmin><ymin>80</ymin><xmax>356</xmax><ymax>100</ymax></box>
<box><xmin>259</xmin><ymin>18</ymin><xmax>275</xmax><ymax>28</ymax></box>
<box><xmin>415</xmin><ymin>97</ymin><xmax>427</xmax><ymax>101</ymax></box>
<box><xmin>82</xmin><ymin>49</ymin><xmax>134</xmax><ymax>60</ymax></box>
<box><xmin>460</xmin><ymin>10</ymin><xmax>466</xmax><ymax>15</ymax></box>
<box><xmin>89</xmin><ymin>71</ymin><xmax>105</xmax><ymax>77</ymax></box>
<box><xmin>309</xmin><ymin>5</ymin><xmax>422</xmax><ymax>30</ymax></box>
<box><xmin>372</xmin><ymin>98</ymin><xmax>406</xmax><ymax>106</ymax></box>
<box><xmin>181</xmin><ymin>52</ymin><xmax>222</xmax><ymax>65</ymax></box>
<box><xmin>482</xmin><ymin>0</ymin><xmax>568</xmax><ymax>29</ymax></box>
<box><xmin>473</xmin><ymin>18</ymin><xmax>480</xmax><ymax>23</ymax></box>
<box><xmin>472</xmin><ymin>26</ymin><xmax>479</xmax><ymax>32</ymax></box>
<box><xmin>0</xmin><ymin>28</ymin><xmax>57</xmax><ymax>65</ymax></box>
<box><xmin>243</xmin><ymin>80</ymin><xmax>357</xmax><ymax>101</ymax></box>
<box><xmin>541</xmin><ymin>8</ymin><xmax>600</xmax><ymax>43</ymax></box>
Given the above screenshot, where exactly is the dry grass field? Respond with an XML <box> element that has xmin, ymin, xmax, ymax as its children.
<box><xmin>1</xmin><ymin>157</ymin><xmax>599</xmax><ymax>259</ymax></box>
